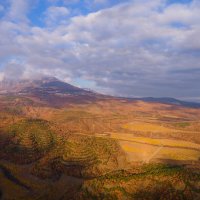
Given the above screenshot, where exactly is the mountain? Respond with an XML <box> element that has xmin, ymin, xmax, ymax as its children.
<box><xmin>138</xmin><ymin>97</ymin><xmax>200</xmax><ymax>108</ymax></box>
<box><xmin>1</xmin><ymin>76</ymin><xmax>200</xmax><ymax>108</ymax></box>
<box><xmin>0</xmin><ymin>77</ymin><xmax>93</xmax><ymax>95</ymax></box>
<box><xmin>1</xmin><ymin>77</ymin><xmax>200</xmax><ymax>200</ymax></box>
<box><xmin>0</xmin><ymin>77</ymin><xmax>105</xmax><ymax>106</ymax></box>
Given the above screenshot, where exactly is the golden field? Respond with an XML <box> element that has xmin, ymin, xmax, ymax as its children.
<box><xmin>120</xmin><ymin>141</ymin><xmax>200</xmax><ymax>162</ymax></box>
<box><xmin>110</xmin><ymin>133</ymin><xmax>200</xmax><ymax>149</ymax></box>
<box><xmin>0</xmin><ymin>95</ymin><xmax>200</xmax><ymax>199</ymax></box>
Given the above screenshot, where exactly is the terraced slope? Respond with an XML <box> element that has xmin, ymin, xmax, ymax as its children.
<box><xmin>0</xmin><ymin>118</ymin><xmax>129</xmax><ymax>199</ymax></box>
<box><xmin>0</xmin><ymin>119</ymin><xmax>55</xmax><ymax>164</ymax></box>
<box><xmin>0</xmin><ymin>89</ymin><xmax>200</xmax><ymax>199</ymax></box>
<box><xmin>78</xmin><ymin>164</ymin><xmax>200</xmax><ymax>200</ymax></box>
<box><xmin>61</xmin><ymin>135</ymin><xmax>127</xmax><ymax>177</ymax></box>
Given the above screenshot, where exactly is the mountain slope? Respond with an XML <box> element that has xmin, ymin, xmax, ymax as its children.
<box><xmin>138</xmin><ymin>97</ymin><xmax>200</xmax><ymax>108</ymax></box>
<box><xmin>1</xmin><ymin>76</ymin><xmax>200</xmax><ymax>108</ymax></box>
<box><xmin>0</xmin><ymin>77</ymin><xmax>106</xmax><ymax>107</ymax></box>
<box><xmin>0</xmin><ymin>77</ymin><xmax>92</xmax><ymax>95</ymax></box>
<box><xmin>0</xmin><ymin>77</ymin><xmax>200</xmax><ymax>200</ymax></box>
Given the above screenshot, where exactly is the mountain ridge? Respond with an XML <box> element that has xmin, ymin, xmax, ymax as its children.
<box><xmin>0</xmin><ymin>76</ymin><xmax>200</xmax><ymax>108</ymax></box>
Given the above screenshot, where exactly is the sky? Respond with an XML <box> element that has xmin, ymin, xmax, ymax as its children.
<box><xmin>0</xmin><ymin>0</ymin><xmax>200</xmax><ymax>101</ymax></box>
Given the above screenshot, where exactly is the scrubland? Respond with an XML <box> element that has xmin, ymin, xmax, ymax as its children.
<box><xmin>0</xmin><ymin>96</ymin><xmax>200</xmax><ymax>199</ymax></box>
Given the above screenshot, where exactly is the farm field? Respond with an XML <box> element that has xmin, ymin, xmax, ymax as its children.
<box><xmin>0</xmin><ymin>91</ymin><xmax>200</xmax><ymax>199</ymax></box>
<box><xmin>110</xmin><ymin>133</ymin><xmax>200</xmax><ymax>149</ymax></box>
<box><xmin>119</xmin><ymin>140</ymin><xmax>200</xmax><ymax>162</ymax></box>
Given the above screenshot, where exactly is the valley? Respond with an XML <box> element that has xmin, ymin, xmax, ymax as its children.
<box><xmin>0</xmin><ymin>78</ymin><xmax>200</xmax><ymax>199</ymax></box>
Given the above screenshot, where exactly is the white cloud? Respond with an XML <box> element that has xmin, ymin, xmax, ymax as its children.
<box><xmin>6</xmin><ymin>0</ymin><xmax>30</xmax><ymax>23</ymax></box>
<box><xmin>0</xmin><ymin>72</ymin><xmax>4</xmax><ymax>81</ymax></box>
<box><xmin>0</xmin><ymin>0</ymin><xmax>200</xmax><ymax>100</ymax></box>
<box><xmin>45</xmin><ymin>6</ymin><xmax>70</xmax><ymax>26</ymax></box>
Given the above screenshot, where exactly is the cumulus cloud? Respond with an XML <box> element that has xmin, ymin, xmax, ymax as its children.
<box><xmin>45</xmin><ymin>6</ymin><xmax>70</xmax><ymax>26</ymax></box>
<box><xmin>6</xmin><ymin>0</ymin><xmax>30</xmax><ymax>23</ymax></box>
<box><xmin>0</xmin><ymin>0</ymin><xmax>200</xmax><ymax>100</ymax></box>
<box><xmin>6</xmin><ymin>64</ymin><xmax>25</xmax><ymax>79</ymax></box>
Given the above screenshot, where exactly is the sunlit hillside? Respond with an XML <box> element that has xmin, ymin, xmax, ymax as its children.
<box><xmin>0</xmin><ymin>77</ymin><xmax>200</xmax><ymax>199</ymax></box>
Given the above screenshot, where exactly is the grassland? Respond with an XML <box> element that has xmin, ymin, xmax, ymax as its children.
<box><xmin>123</xmin><ymin>122</ymin><xmax>173</xmax><ymax>132</ymax></box>
<box><xmin>107</xmin><ymin>132</ymin><xmax>200</xmax><ymax>163</ymax></box>
<box><xmin>120</xmin><ymin>141</ymin><xmax>200</xmax><ymax>162</ymax></box>
<box><xmin>0</xmin><ymin>96</ymin><xmax>200</xmax><ymax>199</ymax></box>
<box><xmin>110</xmin><ymin>133</ymin><xmax>200</xmax><ymax>149</ymax></box>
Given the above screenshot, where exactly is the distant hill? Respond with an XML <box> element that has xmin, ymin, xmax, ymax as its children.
<box><xmin>0</xmin><ymin>77</ymin><xmax>200</xmax><ymax>108</ymax></box>
<box><xmin>0</xmin><ymin>77</ymin><xmax>108</xmax><ymax>106</ymax></box>
<box><xmin>0</xmin><ymin>77</ymin><xmax>93</xmax><ymax>95</ymax></box>
<box><xmin>137</xmin><ymin>97</ymin><xmax>200</xmax><ymax>108</ymax></box>
<box><xmin>1</xmin><ymin>78</ymin><xmax>200</xmax><ymax>200</ymax></box>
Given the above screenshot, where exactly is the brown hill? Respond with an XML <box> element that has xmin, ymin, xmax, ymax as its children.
<box><xmin>0</xmin><ymin>77</ymin><xmax>200</xmax><ymax>200</ymax></box>
<box><xmin>0</xmin><ymin>77</ymin><xmax>109</xmax><ymax>107</ymax></box>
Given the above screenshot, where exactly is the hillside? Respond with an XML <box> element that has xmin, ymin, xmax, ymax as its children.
<box><xmin>0</xmin><ymin>77</ymin><xmax>200</xmax><ymax>199</ymax></box>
